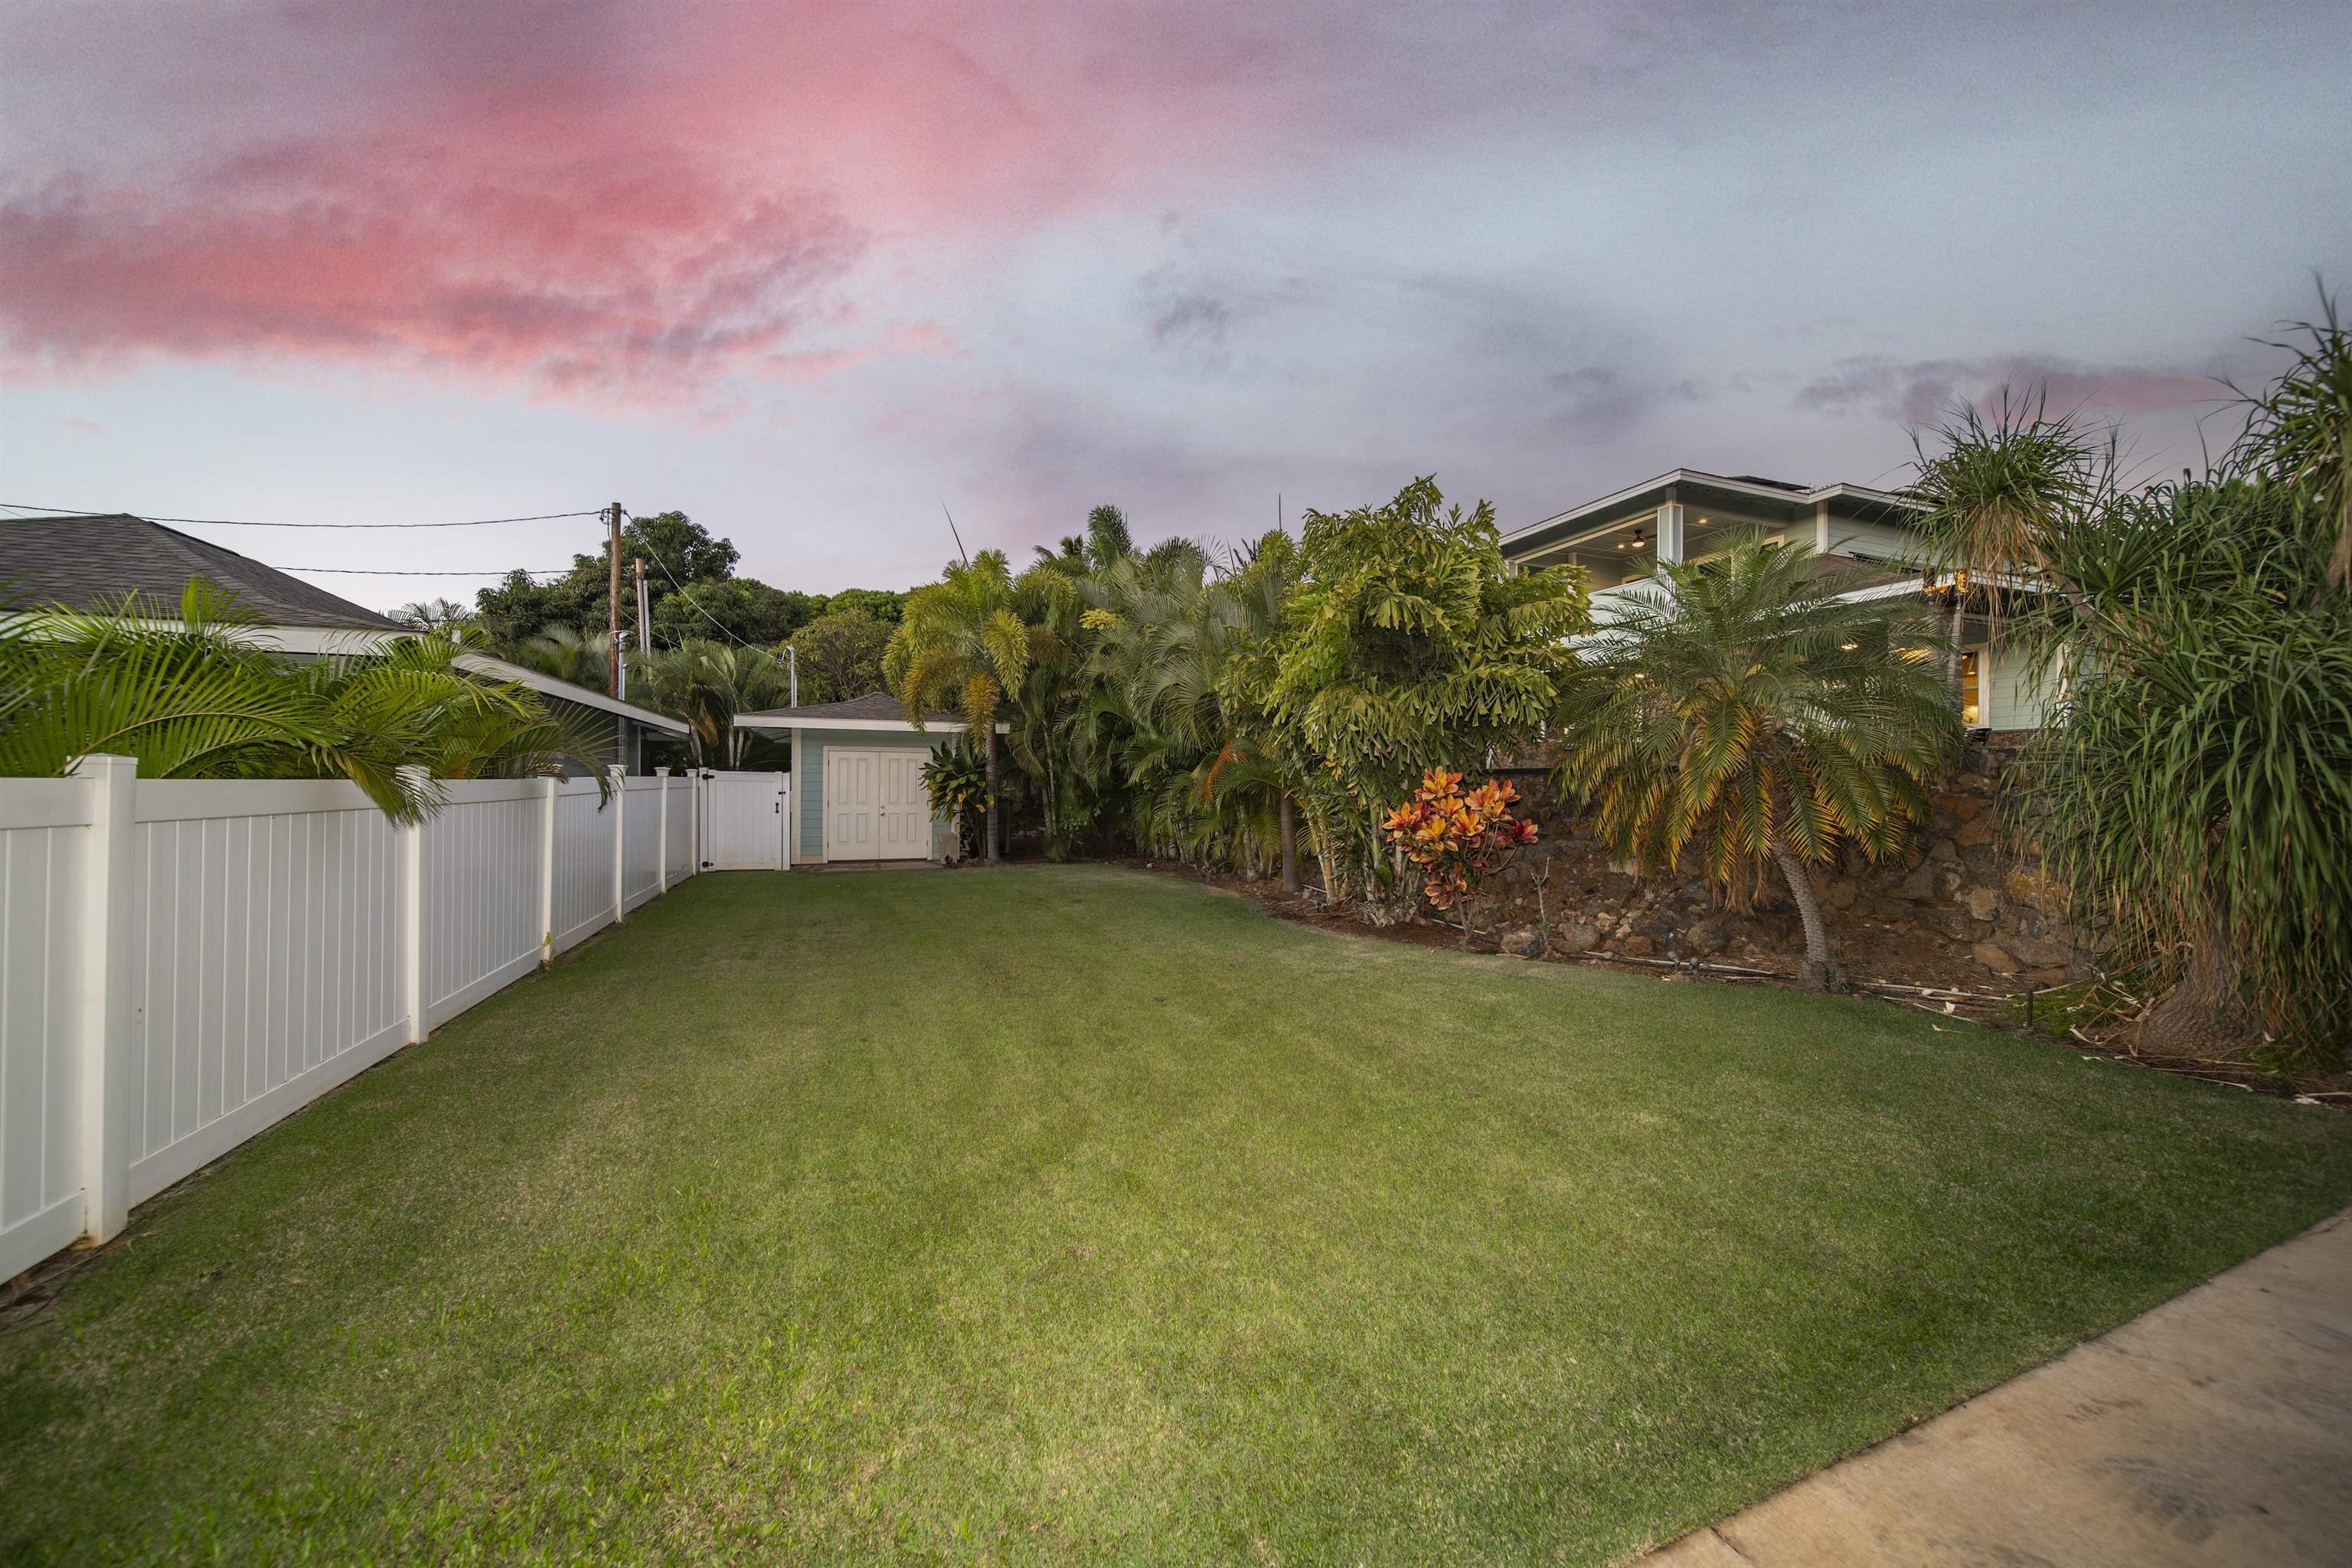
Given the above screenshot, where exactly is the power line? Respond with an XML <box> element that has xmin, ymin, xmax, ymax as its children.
<box><xmin>0</xmin><ymin>501</ymin><xmax>604</xmax><ymax>528</ymax></box>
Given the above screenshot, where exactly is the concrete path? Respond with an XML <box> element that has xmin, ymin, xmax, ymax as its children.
<box><xmin>1639</xmin><ymin>1208</ymin><xmax>2352</xmax><ymax>1567</ymax></box>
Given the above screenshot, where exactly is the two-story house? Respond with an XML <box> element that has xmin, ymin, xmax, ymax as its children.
<box><xmin>1498</xmin><ymin>469</ymin><xmax>2054</xmax><ymax>734</ymax></box>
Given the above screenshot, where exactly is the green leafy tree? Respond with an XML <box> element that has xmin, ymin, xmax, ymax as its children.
<box><xmin>1552</xmin><ymin>537</ymin><xmax>1959</xmax><ymax>990</ymax></box>
<box><xmin>1260</xmin><ymin>477</ymin><xmax>1588</xmax><ymax>916</ymax></box>
<box><xmin>789</xmin><ymin>608</ymin><xmax>893</xmax><ymax>704</ymax></box>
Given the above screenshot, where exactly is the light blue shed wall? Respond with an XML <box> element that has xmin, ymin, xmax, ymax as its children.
<box><xmin>794</xmin><ymin>727</ymin><xmax>959</xmax><ymax>861</ymax></box>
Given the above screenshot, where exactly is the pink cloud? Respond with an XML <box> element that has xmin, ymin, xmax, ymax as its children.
<box><xmin>0</xmin><ymin>2</ymin><xmax>1341</xmax><ymax>396</ymax></box>
<box><xmin>1796</xmin><ymin>354</ymin><xmax>2227</xmax><ymax>426</ymax></box>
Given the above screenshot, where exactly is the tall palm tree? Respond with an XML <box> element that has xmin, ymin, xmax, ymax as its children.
<box><xmin>1553</xmin><ymin>537</ymin><xmax>1961</xmax><ymax>991</ymax></box>
<box><xmin>1909</xmin><ymin>393</ymin><xmax>2102</xmax><ymax>702</ymax></box>
<box><xmin>886</xmin><ymin>550</ymin><xmax>1036</xmax><ymax>864</ymax></box>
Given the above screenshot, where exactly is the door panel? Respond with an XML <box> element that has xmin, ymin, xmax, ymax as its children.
<box><xmin>877</xmin><ymin>751</ymin><xmax>929</xmax><ymax>858</ymax></box>
<box><xmin>698</xmin><ymin>771</ymin><xmax>785</xmax><ymax>871</ymax></box>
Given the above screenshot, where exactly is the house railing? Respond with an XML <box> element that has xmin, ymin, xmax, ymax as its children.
<box><xmin>0</xmin><ymin>760</ymin><xmax>699</xmax><ymax>1280</ymax></box>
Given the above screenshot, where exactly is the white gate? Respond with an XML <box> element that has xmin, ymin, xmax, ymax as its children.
<box><xmin>697</xmin><ymin>770</ymin><xmax>787</xmax><ymax>871</ymax></box>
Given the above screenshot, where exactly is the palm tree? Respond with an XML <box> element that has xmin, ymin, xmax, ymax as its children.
<box><xmin>1909</xmin><ymin>393</ymin><xmax>2102</xmax><ymax>702</ymax></box>
<box><xmin>2</xmin><ymin>583</ymin><xmax>607</xmax><ymax>819</ymax></box>
<box><xmin>514</xmin><ymin>624</ymin><xmax>615</xmax><ymax>693</ymax></box>
<box><xmin>1552</xmin><ymin>537</ymin><xmax>1961</xmax><ymax>991</ymax></box>
<box><xmin>886</xmin><ymin>550</ymin><xmax>1037</xmax><ymax>863</ymax></box>
<box><xmin>626</xmin><ymin>640</ymin><xmax>791</xmax><ymax>767</ymax></box>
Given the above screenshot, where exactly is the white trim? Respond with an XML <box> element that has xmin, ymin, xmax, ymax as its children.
<box><xmin>734</xmin><ymin>714</ymin><xmax>1008</xmax><ymax>733</ymax></box>
<box><xmin>456</xmin><ymin>654</ymin><xmax>690</xmax><ymax>733</ymax></box>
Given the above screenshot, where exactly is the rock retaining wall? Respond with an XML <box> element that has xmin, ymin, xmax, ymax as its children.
<box><xmin>1465</xmin><ymin>739</ymin><xmax>2094</xmax><ymax>991</ymax></box>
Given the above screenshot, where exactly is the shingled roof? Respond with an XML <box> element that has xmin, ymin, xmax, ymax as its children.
<box><xmin>2</xmin><ymin>513</ymin><xmax>406</xmax><ymax>632</ymax></box>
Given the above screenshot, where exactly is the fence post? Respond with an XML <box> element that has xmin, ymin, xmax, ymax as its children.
<box><xmin>691</xmin><ymin>768</ymin><xmax>703</xmax><ymax>875</ymax></box>
<box><xmin>540</xmin><ymin>776</ymin><xmax>558</xmax><ymax>967</ymax></box>
<box><xmin>655</xmin><ymin>766</ymin><xmax>670</xmax><ymax>896</ymax></box>
<box><xmin>69</xmin><ymin>753</ymin><xmax>138</xmax><ymax>1246</ymax></box>
<box><xmin>609</xmin><ymin>763</ymin><xmax>627</xmax><ymax>921</ymax></box>
<box><xmin>399</xmin><ymin>766</ymin><xmax>427</xmax><ymax>1044</ymax></box>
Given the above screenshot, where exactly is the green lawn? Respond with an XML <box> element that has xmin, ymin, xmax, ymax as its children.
<box><xmin>5</xmin><ymin>867</ymin><xmax>2350</xmax><ymax>1565</ymax></box>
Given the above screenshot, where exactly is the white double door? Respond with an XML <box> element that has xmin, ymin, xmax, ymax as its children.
<box><xmin>825</xmin><ymin>748</ymin><xmax>930</xmax><ymax>860</ymax></box>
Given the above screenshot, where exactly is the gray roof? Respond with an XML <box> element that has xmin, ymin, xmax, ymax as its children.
<box><xmin>2</xmin><ymin>513</ymin><xmax>406</xmax><ymax>632</ymax></box>
<box><xmin>739</xmin><ymin>691</ymin><xmax>962</xmax><ymax>725</ymax></box>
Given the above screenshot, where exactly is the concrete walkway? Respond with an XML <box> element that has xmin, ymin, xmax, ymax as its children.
<box><xmin>1640</xmin><ymin>1208</ymin><xmax>2352</xmax><ymax>1566</ymax></box>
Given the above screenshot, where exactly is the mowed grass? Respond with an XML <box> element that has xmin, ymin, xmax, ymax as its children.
<box><xmin>5</xmin><ymin>867</ymin><xmax>2350</xmax><ymax>1566</ymax></box>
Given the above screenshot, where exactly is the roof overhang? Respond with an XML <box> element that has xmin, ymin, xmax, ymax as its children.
<box><xmin>1502</xmin><ymin>469</ymin><xmax>1922</xmax><ymax>562</ymax></box>
<box><xmin>457</xmin><ymin>653</ymin><xmax>691</xmax><ymax>733</ymax></box>
<box><xmin>733</xmin><ymin>714</ymin><xmax>1009</xmax><ymax>733</ymax></box>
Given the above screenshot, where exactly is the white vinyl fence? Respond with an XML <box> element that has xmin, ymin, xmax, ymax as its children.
<box><xmin>0</xmin><ymin>760</ymin><xmax>701</xmax><ymax>1280</ymax></box>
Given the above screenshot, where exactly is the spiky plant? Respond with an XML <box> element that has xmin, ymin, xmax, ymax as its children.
<box><xmin>1552</xmin><ymin>537</ymin><xmax>1961</xmax><ymax>990</ymax></box>
<box><xmin>2229</xmin><ymin>287</ymin><xmax>2352</xmax><ymax>593</ymax></box>
<box><xmin>1909</xmin><ymin>390</ymin><xmax>2105</xmax><ymax>701</ymax></box>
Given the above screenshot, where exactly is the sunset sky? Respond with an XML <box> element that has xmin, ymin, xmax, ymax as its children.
<box><xmin>3</xmin><ymin>2</ymin><xmax>2347</xmax><ymax>609</ymax></box>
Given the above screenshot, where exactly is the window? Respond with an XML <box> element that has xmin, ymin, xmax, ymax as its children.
<box><xmin>1961</xmin><ymin>648</ymin><xmax>1982</xmax><ymax>726</ymax></box>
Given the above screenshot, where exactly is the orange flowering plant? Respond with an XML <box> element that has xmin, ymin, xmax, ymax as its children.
<box><xmin>1380</xmin><ymin>768</ymin><xmax>1539</xmax><ymax>941</ymax></box>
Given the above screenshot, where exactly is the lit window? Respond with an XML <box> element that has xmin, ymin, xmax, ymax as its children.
<box><xmin>1961</xmin><ymin>649</ymin><xmax>1981</xmax><ymax>726</ymax></box>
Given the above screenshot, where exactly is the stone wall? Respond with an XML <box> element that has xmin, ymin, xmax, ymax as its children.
<box><xmin>1464</xmin><ymin>739</ymin><xmax>2094</xmax><ymax>991</ymax></box>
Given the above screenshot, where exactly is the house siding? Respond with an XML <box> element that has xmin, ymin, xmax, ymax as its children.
<box><xmin>792</xmin><ymin>726</ymin><xmax>960</xmax><ymax>862</ymax></box>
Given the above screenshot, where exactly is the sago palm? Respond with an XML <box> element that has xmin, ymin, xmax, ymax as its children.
<box><xmin>1553</xmin><ymin>537</ymin><xmax>1961</xmax><ymax>990</ymax></box>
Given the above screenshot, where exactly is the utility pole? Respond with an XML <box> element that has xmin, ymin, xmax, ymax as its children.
<box><xmin>786</xmin><ymin>643</ymin><xmax>798</xmax><ymax>707</ymax></box>
<box><xmin>634</xmin><ymin>559</ymin><xmax>651</xmax><ymax>654</ymax></box>
<box><xmin>606</xmin><ymin>502</ymin><xmax>624</xmax><ymax>695</ymax></box>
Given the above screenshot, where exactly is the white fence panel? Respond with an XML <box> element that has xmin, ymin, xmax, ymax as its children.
<box><xmin>0</xmin><ymin>759</ymin><xmax>705</xmax><ymax>1282</ymax></box>
<box><xmin>127</xmin><ymin>782</ymin><xmax>407</xmax><ymax>1207</ymax></box>
<box><xmin>664</xmin><ymin>777</ymin><xmax>695</xmax><ymax>886</ymax></box>
<box><xmin>550</xmin><ymin>779</ymin><xmax>616</xmax><ymax>954</ymax></box>
<box><xmin>621</xmin><ymin>778</ymin><xmax>663</xmax><ymax>913</ymax></box>
<box><xmin>421</xmin><ymin>781</ymin><xmax>546</xmax><ymax>1031</ymax></box>
<box><xmin>0</xmin><ymin>782</ymin><xmax>93</xmax><ymax>1279</ymax></box>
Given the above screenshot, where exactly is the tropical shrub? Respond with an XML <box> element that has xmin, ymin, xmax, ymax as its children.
<box><xmin>1381</xmin><ymin>768</ymin><xmax>1538</xmax><ymax>946</ymax></box>
<box><xmin>1259</xmin><ymin>476</ymin><xmax>1588</xmax><ymax>917</ymax></box>
<box><xmin>920</xmin><ymin>741</ymin><xmax>991</xmax><ymax>859</ymax></box>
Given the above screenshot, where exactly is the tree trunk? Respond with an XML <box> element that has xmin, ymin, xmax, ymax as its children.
<box><xmin>2137</xmin><ymin>916</ymin><xmax>2261</xmax><ymax>1058</ymax></box>
<box><xmin>1279</xmin><ymin>793</ymin><xmax>1300</xmax><ymax>893</ymax></box>
<box><xmin>1771</xmin><ymin>838</ymin><xmax>1846</xmax><ymax>992</ymax></box>
<box><xmin>1943</xmin><ymin>591</ymin><xmax>1967</xmax><ymax>705</ymax></box>
<box><xmin>984</xmin><ymin>727</ymin><xmax>1001</xmax><ymax>864</ymax></box>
